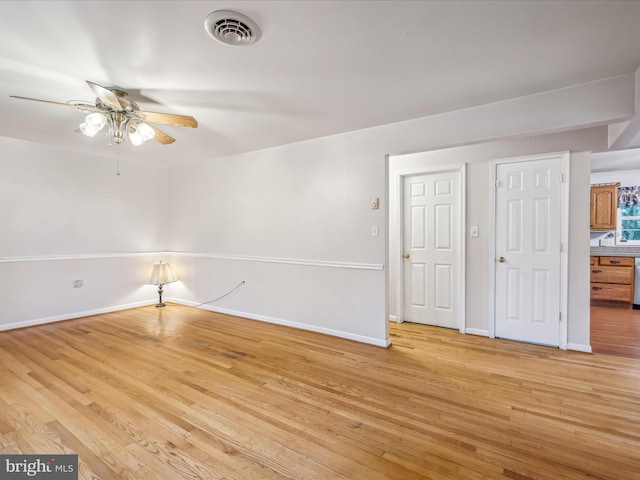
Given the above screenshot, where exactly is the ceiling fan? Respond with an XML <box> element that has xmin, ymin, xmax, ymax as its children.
<box><xmin>10</xmin><ymin>81</ymin><xmax>198</xmax><ymax>146</ymax></box>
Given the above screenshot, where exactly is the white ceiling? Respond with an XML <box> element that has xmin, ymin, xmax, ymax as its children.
<box><xmin>2</xmin><ymin>0</ymin><xmax>640</xmax><ymax>167</ymax></box>
<box><xmin>592</xmin><ymin>148</ymin><xmax>640</xmax><ymax>173</ymax></box>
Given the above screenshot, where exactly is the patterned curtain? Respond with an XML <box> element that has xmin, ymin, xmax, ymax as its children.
<box><xmin>618</xmin><ymin>186</ymin><xmax>640</xmax><ymax>240</ymax></box>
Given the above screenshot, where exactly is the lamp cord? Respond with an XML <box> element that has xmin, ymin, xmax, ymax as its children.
<box><xmin>195</xmin><ymin>281</ymin><xmax>246</xmax><ymax>307</ymax></box>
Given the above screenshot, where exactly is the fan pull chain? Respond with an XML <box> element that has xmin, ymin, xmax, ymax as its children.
<box><xmin>116</xmin><ymin>143</ymin><xmax>121</xmax><ymax>176</ymax></box>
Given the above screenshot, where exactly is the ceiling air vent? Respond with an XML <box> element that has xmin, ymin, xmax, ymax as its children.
<box><xmin>204</xmin><ymin>11</ymin><xmax>261</xmax><ymax>46</ymax></box>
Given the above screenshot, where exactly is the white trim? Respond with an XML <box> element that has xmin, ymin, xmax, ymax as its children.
<box><xmin>170</xmin><ymin>298</ymin><xmax>392</xmax><ymax>348</ymax></box>
<box><xmin>460</xmin><ymin>164</ymin><xmax>467</xmax><ymax>334</ymax></box>
<box><xmin>488</xmin><ymin>161</ymin><xmax>497</xmax><ymax>338</ymax></box>
<box><xmin>465</xmin><ymin>328</ymin><xmax>490</xmax><ymax>337</ymax></box>
<box><xmin>559</xmin><ymin>153</ymin><xmax>570</xmax><ymax>350</ymax></box>
<box><xmin>567</xmin><ymin>343</ymin><xmax>592</xmax><ymax>353</ymax></box>
<box><xmin>394</xmin><ymin>170</ymin><xmax>405</xmax><ymax>323</ymax></box>
<box><xmin>0</xmin><ymin>300</ymin><xmax>156</xmax><ymax>331</ymax></box>
<box><xmin>388</xmin><ymin>315</ymin><xmax>398</xmax><ymax>322</ymax></box>
<box><xmin>0</xmin><ymin>251</ymin><xmax>384</xmax><ymax>272</ymax></box>
<box><xmin>0</xmin><ymin>252</ymin><xmax>162</xmax><ymax>263</ymax></box>
<box><xmin>394</xmin><ymin>169</ymin><xmax>405</xmax><ymax>323</ymax></box>
<box><xmin>488</xmin><ymin>151</ymin><xmax>570</xmax><ymax>349</ymax></box>
<box><xmin>393</xmin><ymin>164</ymin><xmax>466</xmax><ymax>331</ymax></box>
<box><xmin>168</xmin><ymin>252</ymin><xmax>384</xmax><ymax>271</ymax></box>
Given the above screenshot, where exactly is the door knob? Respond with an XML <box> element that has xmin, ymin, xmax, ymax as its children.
<box><xmin>498</xmin><ymin>256</ymin><xmax>506</xmax><ymax>263</ymax></box>
<box><xmin>403</xmin><ymin>253</ymin><xmax>410</xmax><ymax>259</ymax></box>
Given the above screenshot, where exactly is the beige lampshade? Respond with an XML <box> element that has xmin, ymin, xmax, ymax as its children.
<box><xmin>148</xmin><ymin>261</ymin><xmax>178</xmax><ymax>286</ymax></box>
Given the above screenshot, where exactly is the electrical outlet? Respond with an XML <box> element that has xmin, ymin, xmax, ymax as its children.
<box><xmin>73</xmin><ymin>279</ymin><xmax>83</xmax><ymax>288</ymax></box>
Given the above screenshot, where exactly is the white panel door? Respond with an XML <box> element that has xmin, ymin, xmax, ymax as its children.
<box><xmin>495</xmin><ymin>157</ymin><xmax>561</xmax><ymax>346</ymax></box>
<box><xmin>403</xmin><ymin>171</ymin><xmax>460</xmax><ymax>329</ymax></box>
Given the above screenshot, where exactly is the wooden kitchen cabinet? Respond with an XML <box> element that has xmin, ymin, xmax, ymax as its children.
<box><xmin>590</xmin><ymin>256</ymin><xmax>634</xmax><ymax>306</ymax></box>
<box><xmin>590</xmin><ymin>183</ymin><xmax>619</xmax><ymax>230</ymax></box>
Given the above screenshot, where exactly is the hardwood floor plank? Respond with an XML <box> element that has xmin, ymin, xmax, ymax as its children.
<box><xmin>590</xmin><ymin>305</ymin><xmax>640</xmax><ymax>359</ymax></box>
<box><xmin>1</xmin><ymin>304</ymin><xmax>640</xmax><ymax>479</ymax></box>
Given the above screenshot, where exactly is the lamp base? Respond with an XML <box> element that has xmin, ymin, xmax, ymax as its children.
<box><xmin>155</xmin><ymin>284</ymin><xmax>166</xmax><ymax>308</ymax></box>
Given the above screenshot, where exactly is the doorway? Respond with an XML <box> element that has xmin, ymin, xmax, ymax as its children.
<box><xmin>590</xmin><ymin>149</ymin><xmax>640</xmax><ymax>359</ymax></box>
<box><xmin>394</xmin><ymin>165</ymin><xmax>465</xmax><ymax>331</ymax></box>
<box><xmin>489</xmin><ymin>152</ymin><xmax>569</xmax><ymax>348</ymax></box>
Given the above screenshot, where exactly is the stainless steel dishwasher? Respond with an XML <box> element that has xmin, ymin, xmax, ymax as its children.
<box><xmin>634</xmin><ymin>257</ymin><xmax>640</xmax><ymax>309</ymax></box>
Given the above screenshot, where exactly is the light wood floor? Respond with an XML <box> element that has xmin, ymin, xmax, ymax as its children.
<box><xmin>591</xmin><ymin>305</ymin><xmax>640</xmax><ymax>359</ymax></box>
<box><xmin>1</xmin><ymin>305</ymin><xmax>640</xmax><ymax>479</ymax></box>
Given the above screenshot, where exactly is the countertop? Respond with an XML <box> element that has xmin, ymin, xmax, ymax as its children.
<box><xmin>590</xmin><ymin>246</ymin><xmax>640</xmax><ymax>257</ymax></box>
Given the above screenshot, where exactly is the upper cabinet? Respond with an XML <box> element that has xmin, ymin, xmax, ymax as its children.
<box><xmin>590</xmin><ymin>183</ymin><xmax>619</xmax><ymax>230</ymax></box>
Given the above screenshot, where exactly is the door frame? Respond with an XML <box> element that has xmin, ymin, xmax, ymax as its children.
<box><xmin>393</xmin><ymin>163</ymin><xmax>466</xmax><ymax>333</ymax></box>
<box><xmin>488</xmin><ymin>151</ymin><xmax>570</xmax><ymax>349</ymax></box>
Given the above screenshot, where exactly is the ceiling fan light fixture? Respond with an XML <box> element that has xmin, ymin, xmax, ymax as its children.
<box><xmin>78</xmin><ymin>112</ymin><xmax>107</xmax><ymax>138</ymax></box>
<box><xmin>11</xmin><ymin>80</ymin><xmax>195</xmax><ymax>149</ymax></box>
<box><xmin>139</xmin><ymin>122</ymin><xmax>155</xmax><ymax>141</ymax></box>
<box><xmin>78</xmin><ymin>122</ymin><xmax>96</xmax><ymax>137</ymax></box>
<box><xmin>204</xmin><ymin>10</ymin><xmax>261</xmax><ymax>46</ymax></box>
<box><xmin>128</xmin><ymin>121</ymin><xmax>155</xmax><ymax>146</ymax></box>
<box><xmin>86</xmin><ymin>112</ymin><xmax>107</xmax><ymax>129</ymax></box>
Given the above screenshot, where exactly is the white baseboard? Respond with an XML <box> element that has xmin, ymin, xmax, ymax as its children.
<box><xmin>170</xmin><ymin>297</ymin><xmax>391</xmax><ymax>348</ymax></box>
<box><xmin>465</xmin><ymin>328</ymin><xmax>490</xmax><ymax>337</ymax></box>
<box><xmin>388</xmin><ymin>315</ymin><xmax>398</xmax><ymax>322</ymax></box>
<box><xmin>0</xmin><ymin>300</ymin><xmax>156</xmax><ymax>332</ymax></box>
<box><xmin>567</xmin><ymin>343</ymin><xmax>592</xmax><ymax>353</ymax></box>
<box><xmin>1</xmin><ymin>296</ymin><xmax>588</xmax><ymax>355</ymax></box>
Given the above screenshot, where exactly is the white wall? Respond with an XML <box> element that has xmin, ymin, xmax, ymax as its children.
<box><xmin>0</xmin><ymin>73</ymin><xmax>633</xmax><ymax>346</ymax></box>
<box><xmin>0</xmin><ymin>138</ymin><xmax>168</xmax><ymax>329</ymax></box>
<box><xmin>591</xmin><ymin>169</ymin><xmax>640</xmax><ymax>186</ymax></box>
<box><xmin>165</xmin><ymin>254</ymin><xmax>386</xmax><ymax>346</ymax></box>
<box><xmin>166</xmin><ymin>74</ymin><xmax>625</xmax><ymax>348</ymax></box>
<box><xmin>388</xmin><ymin>128</ymin><xmax>602</xmax><ymax>350</ymax></box>
<box><xmin>166</xmin><ymin>141</ymin><xmax>389</xmax><ymax>345</ymax></box>
<box><xmin>569</xmin><ymin>152</ymin><xmax>592</xmax><ymax>349</ymax></box>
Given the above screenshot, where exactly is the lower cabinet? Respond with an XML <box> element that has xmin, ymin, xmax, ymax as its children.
<box><xmin>590</xmin><ymin>256</ymin><xmax>634</xmax><ymax>306</ymax></box>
